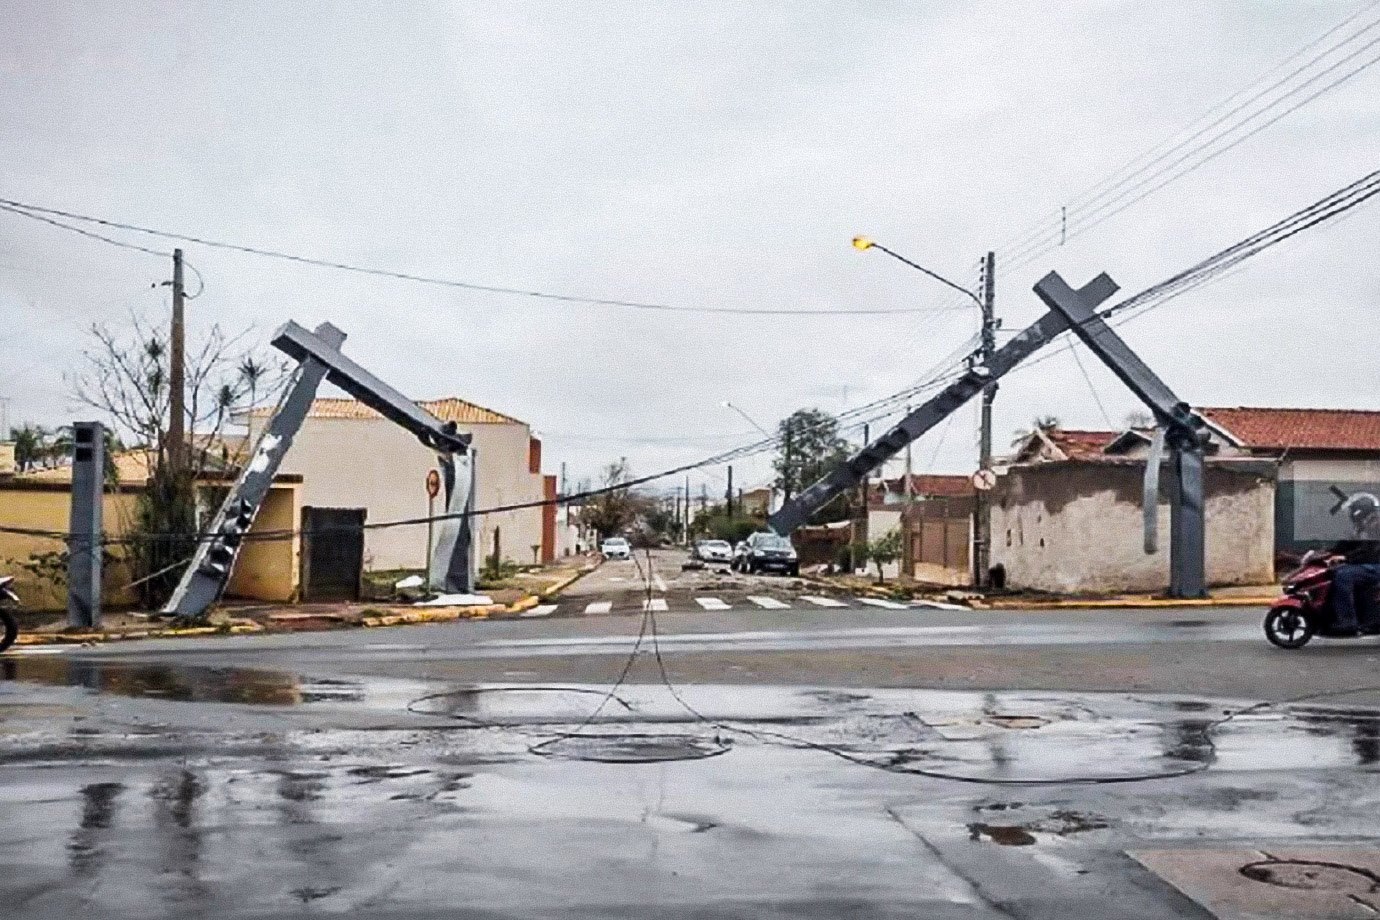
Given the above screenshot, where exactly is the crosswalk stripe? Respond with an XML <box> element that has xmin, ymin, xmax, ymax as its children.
<box><xmin>521</xmin><ymin>604</ymin><xmax>558</xmax><ymax>618</ymax></box>
<box><xmin>584</xmin><ymin>601</ymin><xmax>612</xmax><ymax>614</ymax></box>
<box><xmin>857</xmin><ymin>598</ymin><xmax>908</xmax><ymax>610</ymax></box>
<box><xmin>642</xmin><ymin>598</ymin><xmax>668</xmax><ymax>612</ymax></box>
<box><xmin>695</xmin><ymin>597</ymin><xmax>731</xmax><ymax>610</ymax></box>
<box><xmin>747</xmin><ymin>596</ymin><xmax>790</xmax><ymax>609</ymax></box>
<box><xmin>800</xmin><ymin>595</ymin><xmax>848</xmax><ymax>608</ymax></box>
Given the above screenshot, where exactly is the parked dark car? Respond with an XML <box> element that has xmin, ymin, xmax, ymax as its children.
<box><xmin>733</xmin><ymin>531</ymin><xmax>799</xmax><ymax>576</ymax></box>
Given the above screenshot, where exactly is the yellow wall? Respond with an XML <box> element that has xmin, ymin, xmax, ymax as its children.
<box><xmin>0</xmin><ymin>486</ymin><xmax>140</xmax><ymax>609</ymax></box>
<box><xmin>226</xmin><ymin>483</ymin><xmax>301</xmax><ymax>602</ymax></box>
<box><xmin>0</xmin><ymin>481</ymin><xmax>301</xmax><ymax>610</ymax></box>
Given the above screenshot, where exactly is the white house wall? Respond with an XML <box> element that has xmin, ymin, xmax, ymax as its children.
<box><xmin>249</xmin><ymin>416</ymin><xmax>545</xmax><ymax>571</ymax></box>
<box><xmin>990</xmin><ymin>463</ymin><xmax>1275</xmax><ymax>593</ymax></box>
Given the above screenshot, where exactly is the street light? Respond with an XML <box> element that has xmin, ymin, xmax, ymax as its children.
<box><xmin>851</xmin><ymin>236</ymin><xmax>984</xmax><ymax>310</ymax></box>
<box><xmin>720</xmin><ymin>400</ymin><xmax>773</xmax><ymax>439</ymax></box>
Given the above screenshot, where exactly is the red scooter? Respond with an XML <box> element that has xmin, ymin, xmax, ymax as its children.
<box><xmin>1264</xmin><ymin>550</ymin><xmax>1380</xmax><ymax>648</ymax></box>
<box><xmin>0</xmin><ymin>576</ymin><xmax>18</xmax><ymax>653</ymax></box>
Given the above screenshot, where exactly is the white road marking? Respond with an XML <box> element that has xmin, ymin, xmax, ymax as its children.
<box><xmin>800</xmin><ymin>595</ymin><xmax>848</xmax><ymax>608</ymax></box>
<box><xmin>3</xmin><ymin>646</ymin><xmax>68</xmax><ymax>656</ymax></box>
<box><xmin>857</xmin><ymin>598</ymin><xmax>909</xmax><ymax>610</ymax></box>
<box><xmin>608</xmin><ymin>577</ymin><xmax>627</xmax><ymax>583</ymax></box>
<box><xmin>654</xmin><ymin>573</ymin><xmax>668</xmax><ymax>592</ymax></box>
<box><xmin>695</xmin><ymin>597</ymin><xmax>731</xmax><ymax>610</ymax></box>
<box><xmin>584</xmin><ymin>601</ymin><xmax>613</xmax><ymax>614</ymax></box>
<box><xmin>521</xmin><ymin>604</ymin><xmax>558</xmax><ymax>618</ymax></box>
<box><xmin>748</xmin><ymin>596</ymin><xmax>791</xmax><ymax>609</ymax></box>
<box><xmin>642</xmin><ymin>598</ymin><xmax>669</xmax><ymax>612</ymax></box>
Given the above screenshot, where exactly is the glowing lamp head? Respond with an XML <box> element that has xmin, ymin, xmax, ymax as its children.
<box><xmin>851</xmin><ymin>236</ymin><xmax>874</xmax><ymax>251</ymax></box>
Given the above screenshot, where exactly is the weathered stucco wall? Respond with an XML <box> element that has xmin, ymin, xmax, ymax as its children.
<box><xmin>990</xmin><ymin>461</ymin><xmax>1275</xmax><ymax>593</ymax></box>
<box><xmin>252</xmin><ymin>417</ymin><xmax>545</xmax><ymax>571</ymax></box>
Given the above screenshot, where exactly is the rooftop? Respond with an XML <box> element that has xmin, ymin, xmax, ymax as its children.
<box><xmin>1201</xmin><ymin>406</ymin><xmax>1380</xmax><ymax>452</ymax></box>
<box><xmin>251</xmin><ymin>396</ymin><xmax>525</xmax><ymax>426</ymax></box>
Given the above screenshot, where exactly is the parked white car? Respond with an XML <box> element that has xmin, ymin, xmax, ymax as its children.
<box><xmin>600</xmin><ymin>537</ymin><xmax>632</xmax><ymax>560</ymax></box>
<box><xmin>694</xmin><ymin>539</ymin><xmax>734</xmax><ymax>563</ymax></box>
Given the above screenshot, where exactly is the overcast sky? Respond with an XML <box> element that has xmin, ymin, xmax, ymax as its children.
<box><xmin>2</xmin><ymin>1</ymin><xmax>1377</xmax><ymax>496</ymax></box>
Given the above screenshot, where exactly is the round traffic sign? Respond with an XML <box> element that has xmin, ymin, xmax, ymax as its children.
<box><xmin>425</xmin><ymin>469</ymin><xmax>441</xmax><ymax>498</ymax></box>
<box><xmin>971</xmin><ymin>468</ymin><xmax>997</xmax><ymax>491</ymax></box>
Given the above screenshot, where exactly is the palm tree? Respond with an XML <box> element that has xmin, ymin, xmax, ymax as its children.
<box><xmin>9</xmin><ymin>424</ymin><xmax>49</xmax><ymax>471</ymax></box>
<box><xmin>1009</xmin><ymin>415</ymin><xmax>1062</xmax><ymax>448</ymax></box>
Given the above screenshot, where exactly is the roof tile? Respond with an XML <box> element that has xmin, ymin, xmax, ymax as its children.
<box><xmin>1200</xmin><ymin>406</ymin><xmax>1380</xmax><ymax>452</ymax></box>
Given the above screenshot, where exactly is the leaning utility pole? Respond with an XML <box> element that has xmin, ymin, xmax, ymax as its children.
<box><xmin>974</xmin><ymin>250</ymin><xmax>997</xmax><ymax>588</ymax></box>
<box><xmin>168</xmin><ymin>248</ymin><xmax>186</xmax><ymax>472</ymax></box>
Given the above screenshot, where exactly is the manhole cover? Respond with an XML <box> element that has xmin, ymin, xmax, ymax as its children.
<box><xmin>1241</xmin><ymin>858</ymin><xmax>1380</xmax><ymax>894</ymax></box>
<box><xmin>530</xmin><ymin>732</ymin><xmax>732</xmax><ymax>763</ymax></box>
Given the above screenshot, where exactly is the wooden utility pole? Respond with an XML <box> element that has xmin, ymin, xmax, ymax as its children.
<box><xmin>168</xmin><ymin>248</ymin><xmax>186</xmax><ymax>472</ymax></box>
<box><xmin>974</xmin><ymin>250</ymin><xmax>997</xmax><ymax>588</ymax></box>
<box><xmin>726</xmin><ymin>465</ymin><xmax>734</xmax><ymax>518</ymax></box>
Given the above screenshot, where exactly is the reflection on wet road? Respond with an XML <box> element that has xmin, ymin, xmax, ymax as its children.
<box><xmin>4</xmin><ymin>605</ymin><xmax>1380</xmax><ymax>918</ymax></box>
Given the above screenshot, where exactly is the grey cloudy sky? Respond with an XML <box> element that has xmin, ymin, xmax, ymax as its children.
<box><xmin>2</xmin><ymin>1</ymin><xmax>1377</xmax><ymax>494</ymax></box>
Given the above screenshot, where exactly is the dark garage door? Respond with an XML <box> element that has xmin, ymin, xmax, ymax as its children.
<box><xmin>301</xmin><ymin>507</ymin><xmax>366</xmax><ymax>602</ymax></box>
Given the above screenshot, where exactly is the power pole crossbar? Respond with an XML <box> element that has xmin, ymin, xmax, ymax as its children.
<box><xmin>1031</xmin><ymin>271</ymin><xmax>1209</xmax><ymax>598</ymax></box>
<box><xmin>768</xmin><ymin>274</ymin><xmax>1119</xmax><ymax>535</ymax></box>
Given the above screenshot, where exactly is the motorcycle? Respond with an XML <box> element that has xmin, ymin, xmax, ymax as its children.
<box><xmin>0</xmin><ymin>576</ymin><xmax>18</xmax><ymax>653</ymax></box>
<box><xmin>1264</xmin><ymin>550</ymin><xmax>1380</xmax><ymax>649</ymax></box>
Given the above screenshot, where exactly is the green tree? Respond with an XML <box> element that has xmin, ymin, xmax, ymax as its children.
<box><xmin>71</xmin><ymin>311</ymin><xmax>287</xmax><ymax>607</ymax></box>
<box><xmin>773</xmin><ymin>408</ymin><xmax>850</xmax><ymax>521</ymax></box>
<box><xmin>8</xmin><ymin>423</ymin><xmax>49</xmax><ymax>471</ymax></box>
<box><xmin>580</xmin><ymin>459</ymin><xmax>655</xmax><ymax>541</ymax></box>
<box><xmin>866</xmin><ymin>528</ymin><xmax>903</xmax><ymax>584</ymax></box>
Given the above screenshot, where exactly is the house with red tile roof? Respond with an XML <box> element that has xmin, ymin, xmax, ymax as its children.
<box><xmin>991</xmin><ymin>408</ymin><xmax>1380</xmax><ymax>592</ymax></box>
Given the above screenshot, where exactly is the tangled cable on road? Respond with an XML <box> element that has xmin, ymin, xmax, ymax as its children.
<box><xmin>403</xmin><ymin>548</ymin><xmax>1380</xmax><ymax>783</ymax></box>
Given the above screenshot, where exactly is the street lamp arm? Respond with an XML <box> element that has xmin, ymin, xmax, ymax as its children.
<box><xmin>720</xmin><ymin>401</ymin><xmax>773</xmax><ymax>438</ymax></box>
<box><xmin>860</xmin><ymin>240</ymin><xmax>984</xmax><ymax>310</ymax></box>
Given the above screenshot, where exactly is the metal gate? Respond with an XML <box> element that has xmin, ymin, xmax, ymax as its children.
<box><xmin>301</xmin><ymin>507</ymin><xmax>365</xmax><ymax>602</ymax></box>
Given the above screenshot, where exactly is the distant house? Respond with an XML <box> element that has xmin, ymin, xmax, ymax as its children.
<box><xmin>245</xmin><ymin>396</ymin><xmax>558</xmax><ymax>574</ymax></box>
<box><xmin>867</xmin><ymin>473</ymin><xmax>974</xmax><ymax>585</ymax></box>
<box><xmin>737</xmin><ymin>487</ymin><xmax>773</xmax><ymax>517</ymax></box>
<box><xmin>992</xmin><ymin>406</ymin><xmax>1380</xmax><ymax>593</ymax></box>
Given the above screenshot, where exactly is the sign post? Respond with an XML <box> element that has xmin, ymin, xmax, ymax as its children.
<box><xmin>425</xmin><ymin>468</ymin><xmax>440</xmax><ymax>576</ymax></box>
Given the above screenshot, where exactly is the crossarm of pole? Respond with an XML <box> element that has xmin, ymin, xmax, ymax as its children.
<box><xmin>768</xmin><ymin>273</ymin><xmax>1119</xmax><ymax>535</ymax></box>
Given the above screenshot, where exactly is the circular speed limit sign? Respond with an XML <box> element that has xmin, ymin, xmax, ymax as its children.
<box><xmin>425</xmin><ymin>469</ymin><xmax>441</xmax><ymax>499</ymax></box>
<box><xmin>971</xmin><ymin>468</ymin><xmax>998</xmax><ymax>491</ymax></box>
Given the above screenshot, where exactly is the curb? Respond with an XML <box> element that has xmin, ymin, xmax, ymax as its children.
<box><xmin>540</xmin><ymin>563</ymin><xmax>600</xmax><ymax>599</ymax></box>
<box><xmin>12</xmin><ymin>622</ymin><xmax>265</xmax><ymax>646</ymax></box>
<box><xmin>986</xmin><ymin>596</ymin><xmax>1278</xmax><ymax>609</ymax></box>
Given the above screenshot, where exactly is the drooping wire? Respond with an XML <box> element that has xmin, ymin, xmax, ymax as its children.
<box><xmin>0</xmin><ymin>196</ymin><xmax>965</xmax><ymax>318</ymax></box>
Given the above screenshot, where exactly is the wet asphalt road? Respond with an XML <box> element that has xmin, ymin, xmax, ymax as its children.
<box><xmin>5</xmin><ymin>591</ymin><xmax>1380</xmax><ymax>918</ymax></box>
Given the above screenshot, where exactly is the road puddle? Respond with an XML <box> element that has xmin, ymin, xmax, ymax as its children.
<box><xmin>0</xmin><ymin>656</ymin><xmax>362</xmax><ymax>706</ymax></box>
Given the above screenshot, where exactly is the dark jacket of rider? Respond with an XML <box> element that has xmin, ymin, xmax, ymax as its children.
<box><xmin>1330</xmin><ymin>540</ymin><xmax>1380</xmax><ymax>565</ymax></box>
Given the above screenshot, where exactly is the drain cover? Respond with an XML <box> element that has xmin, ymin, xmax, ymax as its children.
<box><xmin>530</xmin><ymin>732</ymin><xmax>731</xmax><ymax>763</ymax></box>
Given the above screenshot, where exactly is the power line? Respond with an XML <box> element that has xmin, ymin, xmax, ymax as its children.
<box><xmin>0</xmin><ymin>196</ymin><xmax>967</xmax><ymax>318</ymax></box>
<box><xmin>9</xmin><ymin>167</ymin><xmax>1378</xmax><ymax>552</ymax></box>
<box><xmin>993</xmin><ymin>2</ymin><xmax>1380</xmax><ymax>261</ymax></box>
<box><xmin>993</xmin><ymin>4</ymin><xmax>1380</xmax><ymax>273</ymax></box>
<box><xmin>0</xmin><ymin>203</ymin><xmax>170</xmax><ymax>258</ymax></box>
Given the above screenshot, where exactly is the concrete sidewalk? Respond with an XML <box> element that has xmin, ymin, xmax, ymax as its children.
<box><xmin>8</xmin><ymin>556</ymin><xmax>601</xmax><ymax>648</ymax></box>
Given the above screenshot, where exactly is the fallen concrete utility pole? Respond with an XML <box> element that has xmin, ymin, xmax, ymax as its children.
<box><xmin>162</xmin><ymin>320</ymin><xmax>476</xmax><ymax>619</ymax></box>
<box><xmin>769</xmin><ymin>273</ymin><xmax>1118</xmax><ymax>536</ymax></box>
<box><xmin>770</xmin><ymin>268</ymin><xmax>1210</xmax><ymax>598</ymax></box>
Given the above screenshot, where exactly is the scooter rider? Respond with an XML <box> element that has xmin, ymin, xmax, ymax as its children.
<box><xmin>1329</xmin><ymin>539</ymin><xmax>1380</xmax><ymax>635</ymax></box>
